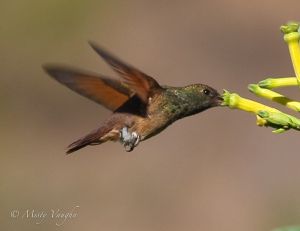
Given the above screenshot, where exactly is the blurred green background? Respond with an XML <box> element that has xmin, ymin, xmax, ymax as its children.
<box><xmin>2</xmin><ymin>0</ymin><xmax>300</xmax><ymax>230</ymax></box>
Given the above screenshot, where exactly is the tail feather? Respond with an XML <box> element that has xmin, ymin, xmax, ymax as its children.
<box><xmin>66</xmin><ymin>126</ymin><xmax>119</xmax><ymax>154</ymax></box>
<box><xmin>66</xmin><ymin>139</ymin><xmax>101</xmax><ymax>154</ymax></box>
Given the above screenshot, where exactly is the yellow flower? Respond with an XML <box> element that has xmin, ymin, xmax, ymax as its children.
<box><xmin>222</xmin><ymin>90</ymin><xmax>300</xmax><ymax>133</ymax></box>
<box><xmin>281</xmin><ymin>22</ymin><xmax>300</xmax><ymax>86</ymax></box>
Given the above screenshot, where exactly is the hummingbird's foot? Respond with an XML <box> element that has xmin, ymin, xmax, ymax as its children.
<box><xmin>119</xmin><ymin>127</ymin><xmax>140</xmax><ymax>152</ymax></box>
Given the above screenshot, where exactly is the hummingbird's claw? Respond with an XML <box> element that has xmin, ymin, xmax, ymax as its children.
<box><xmin>120</xmin><ymin>127</ymin><xmax>140</xmax><ymax>152</ymax></box>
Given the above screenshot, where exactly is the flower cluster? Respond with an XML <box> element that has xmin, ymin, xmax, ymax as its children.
<box><xmin>222</xmin><ymin>22</ymin><xmax>300</xmax><ymax>133</ymax></box>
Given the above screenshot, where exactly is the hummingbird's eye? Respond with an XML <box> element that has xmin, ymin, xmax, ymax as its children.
<box><xmin>203</xmin><ymin>89</ymin><xmax>210</xmax><ymax>95</ymax></box>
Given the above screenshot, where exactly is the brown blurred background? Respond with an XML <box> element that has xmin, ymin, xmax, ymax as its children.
<box><xmin>1</xmin><ymin>0</ymin><xmax>300</xmax><ymax>230</ymax></box>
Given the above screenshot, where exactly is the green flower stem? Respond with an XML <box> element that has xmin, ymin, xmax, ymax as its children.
<box><xmin>281</xmin><ymin>22</ymin><xmax>300</xmax><ymax>85</ymax></box>
<box><xmin>248</xmin><ymin>84</ymin><xmax>300</xmax><ymax>112</ymax></box>
<box><xmin>258</xmin><ymin>77</ymin><xmax>297</xmax><ymax>89</ymax></box>
<box><xmin>222</xmin><ymin>90</ymin><xmax>300</xmax><ymax>133</ymax></box>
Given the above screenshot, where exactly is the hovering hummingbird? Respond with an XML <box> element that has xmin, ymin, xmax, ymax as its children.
<box><xmin>44</xmin><ymin>42</ymin><xmax>222</xmax><ymax>154</ymax></box>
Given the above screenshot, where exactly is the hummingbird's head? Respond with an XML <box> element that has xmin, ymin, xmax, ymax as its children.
<box><xmin>181</xmin><ymin>84</ymin><xmax>223</xmax><ymax>113</ymax></box>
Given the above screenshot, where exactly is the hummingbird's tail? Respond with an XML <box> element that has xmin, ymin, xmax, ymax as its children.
<box><xmin>66</xmin><ymin>125</ymin><xmax>120</xmax><ymax>154</ymax></box>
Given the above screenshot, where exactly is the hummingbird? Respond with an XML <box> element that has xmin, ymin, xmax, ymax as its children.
<box><xmin>44</xmin><ymin>42</ymin><xmax>222</xmax><ymax>154</ymax></box>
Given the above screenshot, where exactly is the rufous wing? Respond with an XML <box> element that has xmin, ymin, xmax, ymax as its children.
<box><xmin>89</xmin><ymin>42</ymin><xmax>163</xmax><ymax>103</ymax></box>
<box><xmin>43</xmin><ymin>65</ymin><xmax>132</xmax><ymax>111</ymax></box>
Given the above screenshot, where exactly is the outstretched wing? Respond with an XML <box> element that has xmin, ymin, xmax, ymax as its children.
<box><xmin>43</xmin><ymin>65</ymin><xmax>132</xmax><ymax>111</ymax></box>
<box><xmin>89</xmin><ymin>42</ymin><xmax>163</xmax><ymax>103</ymax></box>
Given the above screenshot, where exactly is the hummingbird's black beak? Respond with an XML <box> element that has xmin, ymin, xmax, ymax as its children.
<box><xmin>213</xmin><ymin>94</ymin><xmax>224</xmax><ymax>106</ymax></box>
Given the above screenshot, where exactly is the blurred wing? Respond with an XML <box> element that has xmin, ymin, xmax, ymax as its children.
<box><xmin>43</xmin><ymin>65</ymin><xmax>132</xmax><ymax>111</ymax></box>
<box><xmin>89</xmin><ymin>42</ymin><xmax>162</xmax><ymax>103</ymax></box>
